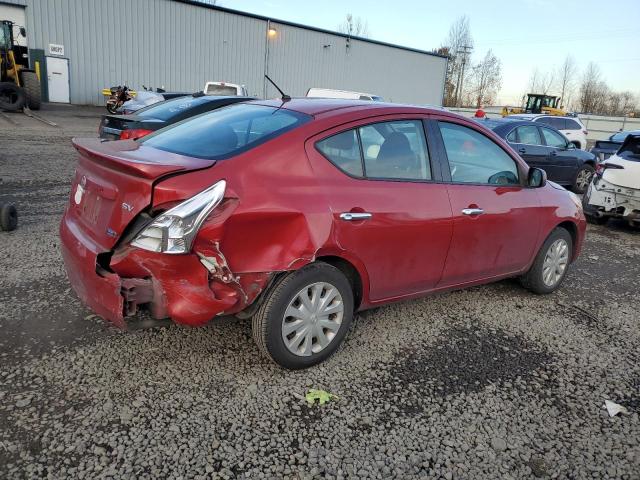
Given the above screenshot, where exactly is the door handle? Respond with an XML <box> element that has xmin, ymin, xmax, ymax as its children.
<box><xmin>340</xmin><ymin>212</ymin><xmax>372</xmax><ymax>221</ymax></box>
<box><xmin>550</xmin><ymin>150</ymin><xmax>557</xmax><ymax>156</ymax></box>
<box><xmin>461</xmin><ymin>208</ymin><xmax>484</xmax><ymax>216</ymax></box>
<box><xmin>518</xmin><ymin>148</ymin><xmax>526</xmax><ymax>154</ymax></box>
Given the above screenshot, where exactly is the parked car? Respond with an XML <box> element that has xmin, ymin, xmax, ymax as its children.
<box><xmin>590</xmin><ymin>129</ymin><xmax>640</xmax><ymax>161</ymax></box>
<box><xmin>478</xmin><ymin>118</ymin><xmax>597</xmax><ymax>193</ymax></box>
<box><xmin>203</xmin><ymin>81</ymin><xmax>249</xmax><ymax>96</ymax></box>
<box><xmin>98</xmin><ymin>93</ymin><xmax>254</xmax><ymax>140</ymax></box>
<box><xmin>508</xmin><ymin>114</ymin><xmax>588</xmax><ymax>150</ymax></box>
<box><xmin>61</xmin><ymin>99</ymin><xmax>586</xmax><ymax>369</ymax></box>
<box><xmin>583</xmin><ymin>134</ymin><xmax>640</xmax><ymax>227</ymax></box>
<box><xmin>118</xmin><ymin>89</ymin><xmax>191</xmax><ymax>115</ymax></box>
<box><xmin>306</xmin><ymin>87</ymin><xmax>383</xmax><ymax>101</ymax></box>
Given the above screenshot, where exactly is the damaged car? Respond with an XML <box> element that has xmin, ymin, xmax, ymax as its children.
<box><xmin>583</xmin><ymin>134</ymin><xmax>640</xmax><ymax>227</ymax></box>
<box><xmin>60</xmin><ymin>99</ymin><xmax>586</xmax><ymax>369</ymax></box>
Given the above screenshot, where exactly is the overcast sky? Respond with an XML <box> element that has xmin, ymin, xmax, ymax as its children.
<box><xmin>226</xmin><ymin>0</ymin><xmax>640</xmax><ymax>105</ymax></box>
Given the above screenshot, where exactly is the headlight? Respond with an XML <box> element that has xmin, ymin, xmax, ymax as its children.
<box><xmin>131</xmin><ymin>180</ymin><xmax>226</xmax><ymax>254</ymax></box>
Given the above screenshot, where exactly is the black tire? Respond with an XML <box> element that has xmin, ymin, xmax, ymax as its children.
<box><xmin>20</xmin><ymin>71</ymin><xmax>41</xmax><ymax>110</ymax></box>
<box><xmin>520</xmin><ymin>227</ymin><xmax>573</xmax><ymax>295</ymax></box>
<box><xmin>252</xmin><ymin>263</ymin><xmax>354</xmax><ymax>369</ymax></box>
<box><xmin>0</xmin><ymin>204</ymin><xmax>18</xmax><ymax>232</ymax></box>
<box><xmin>0</xmin><ymin>82</ymin><xmax>25</xmax><ymax>111</ymax></box>
<box><xmin>572</xmin><ymin>164</ymin><xmax>595</xmax><ymax>194</ymax></box>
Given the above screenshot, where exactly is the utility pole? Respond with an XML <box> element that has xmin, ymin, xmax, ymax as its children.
<box><xmin>455</xmin><ymin>45</ymin><xmax>473</xmax><ymax>107</ymax></box>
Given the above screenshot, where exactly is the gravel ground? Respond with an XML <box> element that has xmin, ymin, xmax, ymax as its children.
<box><xmin>1</xmin><ymin>105</ymin><xmax>639</xmax><ymax>479</ymax></box>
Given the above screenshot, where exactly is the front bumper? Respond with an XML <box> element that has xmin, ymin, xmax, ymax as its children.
<box><xmin>60</xmin><ymin>213</ymin><xmax>272</xmax><ymax>327</ymax></box>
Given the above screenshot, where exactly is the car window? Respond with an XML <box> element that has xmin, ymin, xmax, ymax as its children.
<box><xmin>316</xmin><ymin>130</ymin><xmax>363</xmax><ymax>177</ymax></box>
<box><xmin>359</xmin><ymin>120</ymin><xmax>431</xmax><ymax>180</ymax></box>
<box><xmin>536</xmin><ymin>116</ymin><xmax>566</xmax><ymax>130</ymax></box>
<box><xmin>516</xmin><ymin>126</ymin><xmax>541</xmax><ymax>145</ymax></box>
<box><xmin>506</xmin><ymin>129</ymin><xmax>517</xmax><ymax>142</ymax></box>
<box><xmin>617</xmin><ymin>137</ymin><xmax>640</xmax><ymax>162</ymax></box>
<box><xmin>438</xmin><ymin>122</ymin><xmax>519</xmax><ymax>185</ymax></box>
<box><xmin>540</xmin><ymin>127</ymin><xmax>567</xmax><ymax>148</ymax></box>
<box><xmin>142</xmin><ymin>104</ymin><xmax>310</xmax><ymax>160</ymax></box>
<box><xmin>135</xmin><ymin>96</ymin><xmax>213</xmax><ymax>120</ymax></box>
<box><xmin>565</xmin><ymin>119</ymin><xmax>582</xmax><ymax>130</ymax></box>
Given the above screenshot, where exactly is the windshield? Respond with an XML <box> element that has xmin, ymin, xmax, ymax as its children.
<box><xmin>610</xmin><ymin>131</ymin><xmax>639</xmax><ymax>143</ymax></box>
<box><xmin>133</xmin><ymin>95</ymin><xmax>210</xmax><ymax>120</ymax></box>
<box><xmin>142</xmin><ymin>104</ymin><xmax>310</xmax><ymax>160</ymax></box>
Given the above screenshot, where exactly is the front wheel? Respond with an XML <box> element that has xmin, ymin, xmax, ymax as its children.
<box><xmin>572</xmin><ymin>164</ymin><xmax>595</xmax><ymax>194</ymax></box>
<box><xmin>252</xmin><ymin>263</ymin><xmax>354</xmax><ymax>369</ymax></box>
<box><xmin>520</xmin><ymin>228</ymin><xmax>573</xmax><ymax>294</ymax></box>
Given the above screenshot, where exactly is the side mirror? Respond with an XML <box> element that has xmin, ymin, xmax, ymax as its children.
<box><xmin>567</xmin><ymin>142</ymin><xmax>575</xmax><ymax>150</ymax></box>
<box><xmin>19</xmin><ymin>27</ymin><xmax>26</xmax><ymax>37</ymax></box>
<box><xmin>528</xmin><ymin>167</ymin><xmax>547</xmax><ymax>188</ymax></box>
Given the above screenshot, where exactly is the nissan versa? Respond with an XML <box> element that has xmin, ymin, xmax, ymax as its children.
<box><xmin>60</xmin><ymin>99</ymin><xmax>586</xmax><ymax>369</ymax></box>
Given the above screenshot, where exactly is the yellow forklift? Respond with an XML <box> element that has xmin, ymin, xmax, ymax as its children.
<box><xmin>502</xmin><ymin>93</ymin><xmax>566</xmax><ymax>117</ymax></box>
<box><xmin>0</xmin><ymin>19</ymin><xmax>41</xmax><ymax>111</ymax></box>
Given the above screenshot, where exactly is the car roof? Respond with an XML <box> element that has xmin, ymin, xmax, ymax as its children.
<box><xmin>509</xmin><ymin>114</ymin><xmax>584</xmax><ymax>124</ymax></box>
<box><xmin>246</xmin><ymin>97</ymin><xmax>457</xmax><ymax>118</ymax></box>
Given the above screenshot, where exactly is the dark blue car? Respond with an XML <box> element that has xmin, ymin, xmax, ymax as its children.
<box><xmin>476</xmin><ymin>118</ymin><xmax>597</xmax><ymax>193</ymax></box>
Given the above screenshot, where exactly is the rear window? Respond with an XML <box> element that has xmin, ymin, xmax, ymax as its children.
<box><xmin>618</xmin><ymin>137</ymin><xmax>640</xmax><ymax>162</ymax></box>
<box><xmin>135</xmin><ymin>96</ymin><xmax>212</xmax><ymax>121</ymax></box>
<box><xmin>565</xmin><ymin>119</ymin><xmax>582</xmax><ymax>130</ymax></box>
<box><xmin>142</xmin><ymin>104</ymin><xmax>310</xmax><ymax>160</ymax></box>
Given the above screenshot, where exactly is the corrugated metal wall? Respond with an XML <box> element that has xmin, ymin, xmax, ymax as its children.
<box><xmin>19</xmin><ymin>0</ymin><xmax>446</xmax><ymax>106</ymax></box>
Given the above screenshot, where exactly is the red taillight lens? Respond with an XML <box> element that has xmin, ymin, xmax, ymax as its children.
<box><xmin>120</xmin><ymin>128</ymin><xmax>154</xmax><ymax>140</ymax></box>
<box><xmin>595</xmin><ymin>163</ymin><xmax>605</xmax><ymax>175</ymax></box>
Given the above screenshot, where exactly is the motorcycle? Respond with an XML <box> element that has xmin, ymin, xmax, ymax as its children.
<box><xmin>105</xmin><ymin>85</ymin><xmax>133</xmax><ymax>114</ymax></box>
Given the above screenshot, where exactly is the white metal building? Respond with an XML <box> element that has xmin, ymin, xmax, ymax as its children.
<box><xmin>0</xmin><ymin>0</ymin><xmax>448</xmax><ymax>106</ymax></box>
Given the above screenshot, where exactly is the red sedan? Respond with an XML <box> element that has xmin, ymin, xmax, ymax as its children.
<box><xmin>60</xmin><ymin>99</ymin><xmax>586</xmax><ymax>369</ymax></box>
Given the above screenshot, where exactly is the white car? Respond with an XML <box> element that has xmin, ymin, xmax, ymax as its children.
<box><xmin>508</xmin><ymin>114</ymin><xmax>588</xmax><ymax>150</ymax></box>
<box><xmin>306</xmin><ymin>87</ymin><xmax>383</xmax><ymax>101</ymax></box>
<box><xmin>583</xmin><ymin>134</ymin><xmax>640</xmax><ymax>227</ymax></box>
<box><xmin>203</xmin><ymin>81</ymin><xmax>248</xmax><ymax>96</ymax></box>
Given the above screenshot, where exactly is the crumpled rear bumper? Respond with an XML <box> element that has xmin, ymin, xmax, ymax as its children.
<box><xmin>586</xmin><ymin>178</ymin><xmax>640</xmax><ymax>220</ymax></box>
<box><xmin>60</xmin><ymin>213</ymin><xmax>272</xmax><ymax>327</ymax></box>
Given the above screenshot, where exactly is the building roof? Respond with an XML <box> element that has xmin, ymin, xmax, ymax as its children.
<box><xmin>175</xmin><ymin>0</ymin><xmax>448</xmax><ymax>59</ymax></box>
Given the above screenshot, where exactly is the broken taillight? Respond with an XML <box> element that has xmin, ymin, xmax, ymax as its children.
<box><xmin>120</xmin><ymin>128</ymin><xmax>154</xmax><ymax>140</ymax></box>
<box><xmin>596</xmin><ymin>162</ymin><xmax>624</xmax><ymax>176</ymax></box>
<box><xmin>131</xmin><ymin>180</ymin><xmax>226</xmax><ymax>254</ymax></box>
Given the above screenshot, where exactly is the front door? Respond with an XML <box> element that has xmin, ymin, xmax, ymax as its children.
<box><xmin>509</xmin><ymin>124</ymin><xmax>548</xmax><ymax>169</ymax></box>
<box><xmin>434</xmin><ymin>120</ymin><xmax>541</xmax><ymax>285</ymax></box>
<box><xmin>46</xmin><ymin>56</ymin><xmax>69</xmax><ymax>103</ymax></box>
<box><xmin>539</xmin><ymin>126</ymin><xmax>579</xmax><ymax>184</ymax></box>
<box><xmin>305</xmin><ymin>117</ymin><xmax>453</xmax><ymax>301</ymax></box>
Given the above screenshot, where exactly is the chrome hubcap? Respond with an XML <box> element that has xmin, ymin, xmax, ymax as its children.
<box><xmin>282</xmin><ymin>282</ymin><xmax>344</xmax><ymax>356</ymax></box>
<box><xmin>576</xmin><ymin>169</ymin><xmax>593</xmax><ymax>190</ymax></box>
<box><xmin>542</xmin><ymin>239</ymin><xmax>569</xmax><ymax>287</ymax></box>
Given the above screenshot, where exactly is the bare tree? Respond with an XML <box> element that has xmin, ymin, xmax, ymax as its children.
<box><xmin>579</xmin><ymin>62</ymin><xmax>606</xmax><ymax>113</ymax></box>
<box><xmin>555</xmin><ymin>55</ymin><xmax>577</xmax><ymax>109</ymax></box>
<box><xmin>439</xmin><ymin>16</ymin><xmax>473</xmax><ymax>107</ymax></box>
<box><xmin>527</xmin><ymin>68</ymin><xmax>554</xmax><ymax>95</ymax></box>
<box><xmin>468</xmin><ymin>50</ymin><xmax>502</xmax><ymax>107</ymax></box>
<box><xmin>337</xmin><ymin>14</ymin><xmax>370</xmax><ymax>38</ymax></box>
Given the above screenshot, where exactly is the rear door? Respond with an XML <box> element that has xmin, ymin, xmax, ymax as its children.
<box><xmin>540</xmin><ymin>126</ymin><xmax>579</xmax><ymax>184</ymax></box>
<box><xmin>305</xmin><ymin>116</ymin><xmax>453</xmax><ymax>301</ymax></box>
<box><xmin>432</xmin><ymin>119</ymin><xmax>541</xmax><ymax>285</ymax></box>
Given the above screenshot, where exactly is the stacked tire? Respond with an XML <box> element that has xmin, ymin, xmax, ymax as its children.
<box><xmin>0</xmin><ymin>82</ymin><xmax>25</xmax><ymax>111</ymax></box>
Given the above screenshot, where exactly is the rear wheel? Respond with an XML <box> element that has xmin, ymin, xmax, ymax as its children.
<box><xmin>252</xmin><ymin>263</ymin><xmax>354</xmax><ymax>369</ymax></box>
<box><xmin>20</xmin><ymin>71</ymin><xmax>41</xmax><ymax>110</ymax></box>
<box><xmin>0</xmin><ymin>82</ymin><xmax>25</xmax><ymax>111</ymax></box>
<box><xmin>572</xmin><ymin>164</ymin><xmax>595</xmax><ymax>194</ymax></box>
<box><xmin>520</xmin><ymin>228</ymin><xmax>572</xmax><ymax>294</ymax></box>
<box><xmin>0</xmin><ymin>204</ymin><xmax>18</xmax><ymax>231</ymax></box>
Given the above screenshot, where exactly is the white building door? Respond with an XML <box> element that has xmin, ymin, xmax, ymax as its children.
<box><xmin>46</xmin><ymin>57</ymin><xmax>70</xmax><ymax>103</ymax></box>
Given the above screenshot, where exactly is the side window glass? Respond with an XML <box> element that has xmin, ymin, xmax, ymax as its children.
<box><xmin>517</xmin><ymin>126</ymin><xmax>541</xmax><ymax>145</ymax></box>
<box><xmin>566</xmin><ymin>119</ymin><xmax>581</xmax><ymax>130</ymax></box>
<box><xmin>438</xmin><ymin>122</ymin><xmax>519</xmax><ymax>185</ymax></box>
<box><xmin>359</xmin><ymin>120</ymin><xmax>431</xmax><ymax>180</ymax></box>
<box><xmin>316</xmin><ymin>130</ymin><xmax>363</xmax><ymax>177</ymax></box>
<box><xmin>541</xmin><ymin>127</ymin><xmax>567</xmax><ymax>148</ymax></box>
<box><xmin>506</xmin><ymin>129</ymin><xmax>517</xmax><ymax>142</ymax></box>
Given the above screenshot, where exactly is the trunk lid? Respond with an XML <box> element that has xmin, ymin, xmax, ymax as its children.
<box><xmin>99</xmin><ymin>115</ymin><xmax>164</xmax><ymax>140</ymax></box>
<box><xmin>69</xmin><ymin>138</ymin><xmax>213</xmax><ymax>250</ymax></box>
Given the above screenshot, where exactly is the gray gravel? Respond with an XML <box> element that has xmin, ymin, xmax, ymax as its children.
<box><xmin>1</xmin><ymin>105</ymin><xmax>640</xmax><ymax>479</ymax></box>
